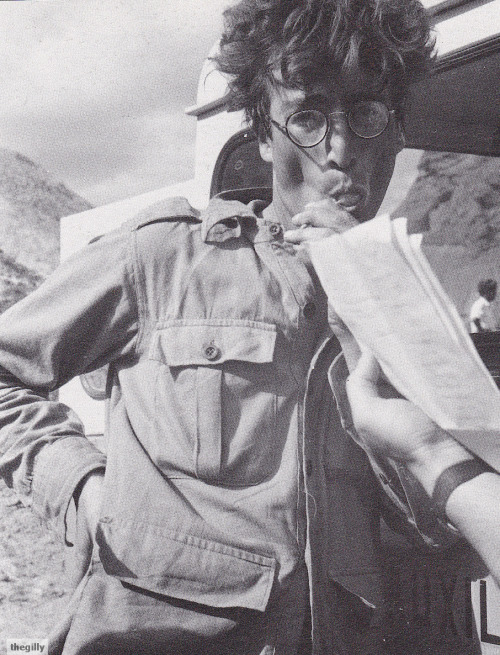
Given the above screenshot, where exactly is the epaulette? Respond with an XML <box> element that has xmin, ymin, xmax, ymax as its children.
<box><xmin>131</xmin><ymin>196</ymin><xmax>202</xmax><ymax>231</ymax></box>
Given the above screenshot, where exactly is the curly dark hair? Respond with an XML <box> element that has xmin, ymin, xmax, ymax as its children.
<box><xmin>478</xmin><ymin>279</ymin><xmax>497</xmax><ymax>298</ymax></box>
<box><xmin>213</xmin><ymin>0</ymin><xmax>435</xmax><ymax>137</ymax></box>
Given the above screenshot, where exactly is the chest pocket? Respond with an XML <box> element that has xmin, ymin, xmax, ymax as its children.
<box><xmin>150</xmin><ymin>320</ymin><xmax>279</xmax><ymax>486</ymax></box>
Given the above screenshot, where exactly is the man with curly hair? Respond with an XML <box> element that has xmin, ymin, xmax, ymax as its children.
<box><xmin>0</xmin><ymin>1</ymin><xmax>473</xmax><ymax>654</ymax></box>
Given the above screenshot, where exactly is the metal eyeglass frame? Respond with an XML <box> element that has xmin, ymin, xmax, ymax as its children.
<box><xmin>269</xmin><ymin>103</ymin><xmax>396</xmax><ymax>147</ymax></box>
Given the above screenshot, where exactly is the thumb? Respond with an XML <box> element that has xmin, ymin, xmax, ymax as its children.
<box><xmin>346</xmin><ymin>351</ymin><xmax>381</xmax><ymax>402</ymax></box>
<box><xmin>328</xmin><ymin>309</ymin><xmax>362</xmax><ymax>372</ymax></box>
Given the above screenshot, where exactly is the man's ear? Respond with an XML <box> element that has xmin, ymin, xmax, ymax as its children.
<box><xmin>259</xmin><ymin>138</ymin><xmax>273</xmax><ymax>163</ymax></box>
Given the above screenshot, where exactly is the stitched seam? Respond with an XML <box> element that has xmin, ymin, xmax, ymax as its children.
<box><xmin>129</xmin><ymin>229</ymin><xmax>147</xmax><ymax>354</ymax></box>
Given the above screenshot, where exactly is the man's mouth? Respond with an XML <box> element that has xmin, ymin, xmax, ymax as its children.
<box><xmin>330</xmin><ymin>187</ymin><xmax>367</xmax><ymax>213</ymax></box>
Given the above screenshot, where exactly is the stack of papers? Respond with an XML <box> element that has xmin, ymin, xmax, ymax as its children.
<box><xmin>308</xmin><ymin>215</ymin><xmax>500</xmax><ymax>472</ymax></box>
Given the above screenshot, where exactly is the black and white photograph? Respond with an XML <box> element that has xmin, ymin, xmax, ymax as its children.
<box><xmin>0</xmin><ymin>0</ymin><xmax>499</xmax><ymax>653</ymax></box>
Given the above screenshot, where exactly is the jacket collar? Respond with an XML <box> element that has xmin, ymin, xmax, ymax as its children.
<box><xmin>201</xmin><ymin>188</ymin><xmax>274</xmax><ymax>243</ymax></box>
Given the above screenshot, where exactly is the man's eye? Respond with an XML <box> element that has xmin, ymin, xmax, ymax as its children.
<box><xmin>291</xmin><ymin>111</ymin><xmax>324</xmax><ymax>131</ymax></box>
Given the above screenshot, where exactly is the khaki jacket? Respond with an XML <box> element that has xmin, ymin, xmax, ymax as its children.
<box><xmin>0</xmin><ymin>192</ymin><xmax>456</xmax><ymax>654</ymax></box>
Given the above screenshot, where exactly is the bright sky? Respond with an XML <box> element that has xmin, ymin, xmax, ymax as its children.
<box><xmin>0</xmin><ymin>0</ymin><xmax>231</xmax><ymax>205</ymax></box>
<box><xmin>2</xmin><ymin>0</ymin><xmax>491</xmax><ymax>209</ymax></box>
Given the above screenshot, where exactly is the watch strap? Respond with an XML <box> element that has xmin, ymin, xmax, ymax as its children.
<box><xmin>432</xmin><ymin>458</ymin><xmax>492</xmax><ymax>522</ymax></box>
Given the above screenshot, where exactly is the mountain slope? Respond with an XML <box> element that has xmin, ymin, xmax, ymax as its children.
<box><xmin>395</xmin><ymin>151</ymin><xmax>500</xmax><ymax>320</ymax></box>
<box><xmin>397</xmin><ymin>152</ymin><xmax>500</xmax><ymax>253</ymax></box>
<box><xmin>0</xmin><ymin>149</ymin><xmax>91</xmax><ymax>280</ymax></box>
<box><xmin>0</xmin><ymin>148</ymin><xmax>92</xmax><ymax>314</ymax></box>
<box><xmin>0</xmin><ymin>250</ymin><xmax>43</xmax><ymax>314</ymax></box>
<box><xmin>0</xmin><ymin>150</ymin><xmax>92</xmax><ymax>636</ymax></box>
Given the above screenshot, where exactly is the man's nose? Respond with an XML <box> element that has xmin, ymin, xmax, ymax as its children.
<box><xmin>325</xmin><ymin>114</ymin><xmax>358</xmax><ymax>170</ymax></box>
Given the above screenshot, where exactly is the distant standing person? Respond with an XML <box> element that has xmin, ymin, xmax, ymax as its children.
<box><xmin>469</xmin><ymin>278</ymin><xmax>498</xmax><ymax>332</ymax></box>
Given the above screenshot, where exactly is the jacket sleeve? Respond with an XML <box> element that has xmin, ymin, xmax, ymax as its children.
<box><xmin>0</xmin><ymin>225</ymin><xmax>139</xmax><ymax>540</ymax></box>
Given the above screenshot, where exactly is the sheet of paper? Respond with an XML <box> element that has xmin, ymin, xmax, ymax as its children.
<box><xmin>308</xmin><ymin>214</ymin><xmax>500</xmax><ymax>471</ymax></box>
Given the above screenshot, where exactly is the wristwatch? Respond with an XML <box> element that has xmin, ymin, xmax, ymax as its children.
<box><xmin>432</xmin><ymin>458</ymin><xmax>493</xmax><ymax>522</ymax></box>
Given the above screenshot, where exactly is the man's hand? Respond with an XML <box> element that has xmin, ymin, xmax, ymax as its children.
<box><xmin>346</xmin><ymin>353</ymin><xmax>500</xmax><ymax>586</ymax></box>
<box><xmin>283</xmin><ymin>197</ymin><xmax>363</xmax><ymax>370</ymax></box>
<box><xmin>68</xmin><ymin>471</ymin><xmax>104</xmax><ymax>586</ymax></box>
<box><xmin>345</xmin><ymin>352</ymin><xmax>444</xmax><ymax>462</ymax></box>
<box><xmin>345</xmin><ymin>351</ymin><xmax>472</xmax><ymax>493</ymax></box>
<box><xmin>283</xmin><ymin>198</ymin><xmax>358</xmax><ymax>245</ymax></box>
<box><xmin>76</xmin><ymin>471</ymin><xmax>104</xmax><ymax>535</ymax></box>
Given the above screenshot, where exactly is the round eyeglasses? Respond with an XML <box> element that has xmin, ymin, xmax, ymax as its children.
<box><xmin>270</xmin><ymin>101</ymin><xmax>395</xmax><ymax>147</ymax></box>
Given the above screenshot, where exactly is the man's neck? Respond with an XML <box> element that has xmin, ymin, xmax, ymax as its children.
<box><xmin>262</xmin><ymin>198</ymin><xmax>295</xmax><ymax>231</ymax></box>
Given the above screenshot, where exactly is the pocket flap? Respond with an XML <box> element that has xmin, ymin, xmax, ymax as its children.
<box><xmin>96</xmin><ymin>519</ymin><xmax>276</xmax><ymax>611</ymax></box>
<box><xmin>150</xmin><ymin>321</ymin><xmax>277</xmax><ymax>366</ymax></box>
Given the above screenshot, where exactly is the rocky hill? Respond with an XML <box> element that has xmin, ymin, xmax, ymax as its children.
<box><xmin>398</xmin><ymin>151</ymin><xmax>500</xmax><ymax>253</ymax></box>
<box><xmin>0</xmin><ymin>149</ymin><xmax>92</xmax><ymax>637</ymax></box>
<box><xmin>0</xmin><ymin>250</ymin><xmax>44</xmax><ymax>315</ymax></box>
<box><xmin>0</xmin><ymin>149</ymin><xmax>91</xmax><ymax>314</ymax></box>
<box><xmin>395</xmin><ymin>151</ymin><xmax>500</xmax><ymax>320</ymax></box>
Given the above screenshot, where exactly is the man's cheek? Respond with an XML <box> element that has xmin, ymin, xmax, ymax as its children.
<box><xmin>276</xmin><ymin>152</ymin><xmax>307</xmax><ymax>188</ymax></box>
<box><xmin>372</xmin><ymin>136</ymin><xmax>397</xmax><ymax>190</ymax></box>
<box><xmin>361</xmin><ymin>152</ymin><xmax>396</xmax><ymax>220</ymax></box>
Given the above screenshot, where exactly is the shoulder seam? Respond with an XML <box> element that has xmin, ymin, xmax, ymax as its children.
<box><xmin>127</xmin><ymin>229</ymin><xmax>147</xmax><ymax>355</ymax></box>
<box><xmin>134</xmin><ymin>215</ymin><xmax>201</xmax><ymax>231</ymax></box>
<box><xmin>130</xmin><ymin>196</ymin><xmax>201</xmax><ymax>231</ymax></box>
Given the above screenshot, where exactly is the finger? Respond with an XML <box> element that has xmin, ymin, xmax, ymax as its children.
<box><xmin>327</xmin><ymin>306</ymin><xmax>348</xmax><ymax>332</ymax></box>
<box><xmin>291</xmin><ymin>210</ymin><xmax>316</xmax><ymax>227</ymax></box>
<box><xmin>346</xmin><ymin>351</ymin><xmax>382</xmax><ymax>400</ymax></box>
<box><xmin>291</xmin><ymin>209</ymin><xmax>335</xmax><ymax>227</ymax></box>
<box><xmin>305</xmin><ymin>198</ymin><xmax>346</xmax><ymax>216</ymax></box>
<box><xmin>294</xmin><ymin>200</ymin><xmax>358</xmax><ymax>229</ymax></box>
<box><xmin>291</xmin><ymin>200</ymin><xmax>344</xmax><ymax>225</ymax></box>
<box><xmin>327</xmin><ymin>310</ymin><xmax>361</xmax><ymax>372</ymax></box>
<box><xmin>293</xmin><ymin>211</ymin><xmax>357</xmax><ymax>234</ymax></box>
<box><xmin>283</xmin><ymin>227</ymin><xmax>333</xmax><ymax>243</ymax></box>
<box><xmin>292</xmin><ymin>208</ymin><xmax>350</xmax><ymax>229</ymax></box>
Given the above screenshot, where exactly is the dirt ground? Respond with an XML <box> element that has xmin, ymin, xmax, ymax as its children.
<box><xmin>0</xmin><ymin>479</ymin><xmax>69</xmax><ymax>650</ymax></box>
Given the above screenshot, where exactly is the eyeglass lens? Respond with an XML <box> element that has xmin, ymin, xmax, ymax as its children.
<box><xmin>286</xmin><ymin>101</ymin><xmax>389</xmax><ymax>145</ymax></box>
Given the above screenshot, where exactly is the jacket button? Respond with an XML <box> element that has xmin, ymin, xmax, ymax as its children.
<box><xmin>303</xmin><ymin>302</ymin><xmax>316</xmax><ymax>320</ymax></box>
<box><xmin>203</xmin><ymin>344</ymin><xmax>221</xmax><ymax>361</ymax></box>
<box><xmin>305</xmin><ymin>459</ymin><xmax>314</xmax><ymax>477</ymax></box>
<box><xmin>269</xmin><ymin>223</ymin><xmax>282</xmax><ymax>237</ymax></box>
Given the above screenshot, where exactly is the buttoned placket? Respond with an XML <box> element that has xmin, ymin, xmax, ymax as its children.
<box><xmin>199</xmin><ymin>200</ymin><xmax>334</xmax><ymax>650</ymax></box>
<box><xmin>249</xmin><ymin>215</ymin><xmax>331</xmax><ymax>650</ymax></box>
